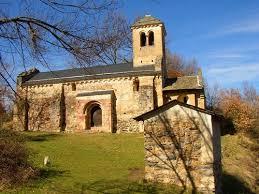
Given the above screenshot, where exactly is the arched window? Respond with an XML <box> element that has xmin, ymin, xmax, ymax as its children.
<box><xmin>148</xmin><ymin>31</ymin><xmax>154</xmax><ymax>45</ymax></box>
<box><xmin>90</xmin><ymin>105</ymin><xmax>102</xmax><ymax>127</ymax></box>
<box><xmin>177</xmin><ymin>95</ymin><xmax>189</xmax><ymax>104</ymax></box>
<box><xmin>140</xmin><ymin>32</ymin><xmax>146</xmax><ymax>47</ymax></box>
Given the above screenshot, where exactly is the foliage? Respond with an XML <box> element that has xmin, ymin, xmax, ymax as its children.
<box><xmin>206</xmin><ymin>82</ymin><xmax>258</xmax><ymax>135</ymax></box>
<box><xmin>0</xmin><ymin>129</ymin><xmax>36</xmax><ymax>190</ymax></box>
<box><xmin>219</xmin><ymin>89</ymin><xmax>256</xmax><ymax>133</ymax></box>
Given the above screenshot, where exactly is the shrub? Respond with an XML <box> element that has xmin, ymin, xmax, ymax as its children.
<box><xmin>0</xmin><ymin>129</ymin><xmax>36</xmax><ymax>190</ymax></box>
<box><xmin>219</xmin><ymin>89</ymin><xmax>257</xmax><ymax>134</ymax></box>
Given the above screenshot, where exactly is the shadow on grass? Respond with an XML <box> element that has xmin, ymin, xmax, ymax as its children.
<box><xmin>49</xmin><ymin>180</ymin><xmax>192</xmax><ymax>194</ymax></box>
<box><xmin>25</xmin><ymin>133</ymin><xmax>62</xmax><ymax>142</ymax></box>
<box><xmin>38</xmin><ymin>168</ymin><xmax>68</xmax><ymax>180</ymax></box>
<box><xmin>222</xmin><ymin>172</ymin><xmax>255</xmax><ymax>194</ymax></box>
<box><xmin>21</xmin><ymin>168</ymin><xmax>70</xmax><ymax>191</ymax></box>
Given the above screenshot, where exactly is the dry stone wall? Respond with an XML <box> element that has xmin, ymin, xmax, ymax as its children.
<box><xmin>143</xmin><ymin>105</ymin><xmax>221</xmax><ymax>193</ymax></box>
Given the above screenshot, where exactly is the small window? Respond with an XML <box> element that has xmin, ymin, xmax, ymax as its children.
<box><xmin>140</xmin><ymin>32</ymin><xmax>146</xmax><ymax>47</ymax></box>
<box><xmin>148</xmin><ymin>31</ymin><xmax>154</xmax><ymax>45</ymax></box>
<box><xmin>183</xmin><ymin>96</ymin><xmax>188</xmax><ymax>104</ymax></box>
<box><xmin>71</xmin><ymin>83</ymin><xmax>76</xmax><ymax>91</ymax></box>
<box><xmin>133</xmin><ymin>77</ymin><xmax>139</xmax><ymax>91</ymax></box>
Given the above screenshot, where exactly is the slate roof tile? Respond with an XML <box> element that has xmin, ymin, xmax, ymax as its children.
<box><xmin>22</xmin><ymin>62</ymin><xmax>159</xmax><ymax>85</ymax></box>
<box><xmin>163</xmin><ymin>76</ymin><xmax>203</xmax><ymax>91</ymax></box>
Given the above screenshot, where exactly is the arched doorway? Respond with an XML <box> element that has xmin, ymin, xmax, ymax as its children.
<box><xmin>90</xmin><ymin>105</ymin><xmax>102</xmax><ymax>127</ymax></box>
<box><xmin>84</xmin><ymin>102</ymin><xmax>102</xmax><ymax>130</ymax></box>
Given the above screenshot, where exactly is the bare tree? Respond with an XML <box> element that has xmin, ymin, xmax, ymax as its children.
<box><xmin>0</xmin><ymin>0</ymin><xmax>119</xmax><ymax>89</ymax></box>
<box><xmin>166</xmin><ymin>49</ymin><xmax>199</xmax><ymax>76</ymax></box>
<box><xmin>242</xmin><ymin>82</ymin><xmax>258</xmax><ymax>106</ymax></box>
<box><xmin>89</xmin><ymin>12</ymin><xmax>132</xmax><ymax>65</ymax></box>
<box><xmin>205</xmin><ymin>82</ymin><xmax>221</xmax><ymax>111</ymax></box>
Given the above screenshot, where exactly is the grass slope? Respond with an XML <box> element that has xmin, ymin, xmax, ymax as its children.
<box><xmin>221</xmin><ymin>134</ymin><xmax>258</xmax><ymax>194</ymax></box>
<box><xmin>7</xmin><ymin>132</ymin><xmax>256</xmax><ymax>193</ymax></box>
<box><xmin>5</xmin><ymin>132</ymin><xmax>190</xmax><ymax>194</ymax></box>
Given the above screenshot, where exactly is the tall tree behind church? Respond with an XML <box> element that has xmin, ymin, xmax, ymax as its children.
<box><xmin>166</xmin><ymin>49</ymin><xmax>199</xmax><ymax>76</ymax></box>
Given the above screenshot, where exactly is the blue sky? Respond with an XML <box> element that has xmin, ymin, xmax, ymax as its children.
<box><xmin>1</xmin><ymin>0</ymin><xmax>259</xmax><ymax>90</ymax></box>
<box><xmin>121</xmin><ymin>0</ymin><xmax>259</xmax><ymax>90</ymax></box>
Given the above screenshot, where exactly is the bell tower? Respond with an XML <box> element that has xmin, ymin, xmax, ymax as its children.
<box><xmin>131</xmin><ymin>15</ymin><xmax>166</xmax><ymax>72</ymax></box>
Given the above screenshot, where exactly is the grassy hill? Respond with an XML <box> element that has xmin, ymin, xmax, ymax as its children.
<box><xmin>3</xmin><ymin>132</ymin><xmax>257</xmax><ymax>193</ymax></box>
<box><xmin>221</xmin><ymin>134</ymin><xmax>258</xmax><ymax>194</ymax></box>
<box><xmin>5</xmin><ymin>132</ymin><xmax>190</xmax><ymax>194</ymax></box>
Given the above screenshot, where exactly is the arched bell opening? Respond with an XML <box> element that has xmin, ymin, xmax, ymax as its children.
<box><xmin>148</xmin><ymin>31</ymin><xmax>154</xmax><ymax>45</ymax></box>
<box><xmin>140</xmin><ymin>32</ymin><xmax>146</xmax><ymax>47</ymax></box>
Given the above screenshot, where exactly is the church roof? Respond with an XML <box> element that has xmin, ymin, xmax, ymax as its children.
<box><xmin>131</xmin><ymin>15</ymin><xmax>163</xmax><ymax>27</ymax></box>
<box><xmin>21</xmin><ymin>62</ymin><xmax>159</xmax><ymax>86</ymax></box>
<box><xmin>163</xmin><ymin>76</ymin><xmax>203</xmax><ymax>91</ymax></box>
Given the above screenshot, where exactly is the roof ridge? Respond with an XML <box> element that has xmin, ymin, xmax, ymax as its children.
<box><xmin>38</xmin><ymin>62</ymin><xmax>133</xmax><ymax>74</ymax></box>
<box><xmin>134</xmin><ymin>100</ymin><xmax>223</xmax><ymax>121</ymax></box>
<box><xmin>131</xmin><ymin>15</ymin><xmax>163</xmax><ymax>27</ymax></box>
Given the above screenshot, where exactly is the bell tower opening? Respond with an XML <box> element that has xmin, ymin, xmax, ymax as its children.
<box><xmin>140</xmin><ymin>32</ymin><xmax>146</xmax><ymax>47</ymax></box>
<box><xmin>148</xmin><ymin>31</ymin><xmax>154</xmax><ymax>45</ymax></box>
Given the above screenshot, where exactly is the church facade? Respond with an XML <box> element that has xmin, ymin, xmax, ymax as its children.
<box><xmin>14</xmin><ymin>15</ymin><xmax>205</xmax><ymax>133</ymax></box>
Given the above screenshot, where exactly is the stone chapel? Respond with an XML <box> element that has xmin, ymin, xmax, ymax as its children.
<box><xmin>14</xmin><ymin>15</ymin><xmax>222</xmax><ymax>193</ymax></box>
<box><xmin>13</xmin><ymin>15</ymin><xmax>206</xmax><ymax>133</ymax></box>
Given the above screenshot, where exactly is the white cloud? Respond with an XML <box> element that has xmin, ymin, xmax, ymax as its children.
<box><xmin>207</xmin><ymin>53</ymin><xmax>245</xmax><ymax>59</ymax></box>
<box><xmin>206</xmin><ymin>63</ymin><xmax>259</xmax><ymax>84</ymax></box>
<box><xmin>221</xmin><ymin>19</ymin><xmax>259</xmax><ymax>35</ymax></box>
<box><xmin>206</xmin><ymin>15</ymin><xmax>259</xmax><ymax>37</ymax></box>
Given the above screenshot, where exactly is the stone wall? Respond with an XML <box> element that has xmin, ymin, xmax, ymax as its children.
<box><xmin>143</xmin><ymin>105</ymin><xmax>221</xmax><ymax>193</ymax></box>
<box><xmin>13</xmin><ymin>84</ymin><xmax>62</xmax><ymax>132</ymax></box>
<box><xmin>14</xmin><ymin>74</ymin><xmax>163</xmax><ymax>133</ymax></box>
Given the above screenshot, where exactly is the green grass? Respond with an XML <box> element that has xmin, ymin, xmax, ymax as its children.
<box><xmin>2</xmin><ymin>132</ymin><xmax>257</xmax><ymax>194</ymax></box>
<box><xmin>4</xmin><ymin>132</ymin><xmax>190</xmax><ymax>194</ymax></box>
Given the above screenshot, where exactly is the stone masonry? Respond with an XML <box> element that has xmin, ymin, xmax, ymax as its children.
<box><xmin>135</xmin><ymin>102</ymin><xmax>222</xmax><ymax>193</ymax></box>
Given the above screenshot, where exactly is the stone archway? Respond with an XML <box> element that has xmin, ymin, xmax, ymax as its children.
<box><xmin>76</xmin><ymin>90</ymin><xmax>114</xmax><ymax>132</ymax></box>
<box><xmin>83</xmin><ymin>101</ymin><xmax>103</xmax><ymax>130</ymax></box>
<box><xmin>90</xmin><ymin>104</ymin><xmax>102</xmax><ymax>127</ymax></box>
